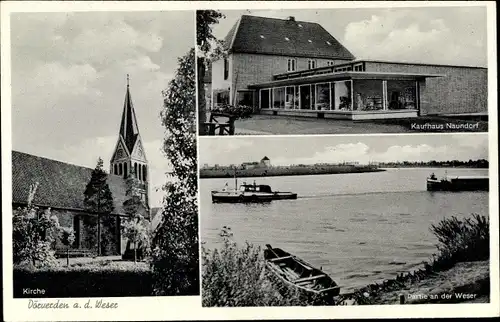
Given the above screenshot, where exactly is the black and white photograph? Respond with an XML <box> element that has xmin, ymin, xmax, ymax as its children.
<box><xmin>199</xmin><ymin>134</ymin><xmax>491</xmax><ymax>306</ymax></box>
<box><xmin>197</xmin><ymin>7</ymin><xmax>488</xmax><ymax>136</ymax></box>
<box><xmin>7</xmin><ymin>10</ymin><xmax>198</xmax><ymax>298</ymax></box>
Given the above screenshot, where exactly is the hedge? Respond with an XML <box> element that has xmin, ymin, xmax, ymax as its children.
<box><xmin>13</xmin><ymin>263</ymin><xmax>153</xmax><ymax>297</ymax></box>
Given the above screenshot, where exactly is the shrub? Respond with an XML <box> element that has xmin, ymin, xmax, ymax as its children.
<box><xmin>12</xmin><ymin>183</ymin><xmax>60</xmax><ymax>267</ymax></box>
<box><xmin>202</xmin><ymin>227</ymin><xmax>327</xmax><ymax>307</ymax></box>
<box><xmin>430</xmin><ymin>214</ymin><xmax>489</xmax><ymax>270</ymax></box>
<box><xmin>211</xmin><ymin>104</ymin><xmax>254</xmax><ymax>120</ymax></box>
<box><xmin>13</xmin><ymin>261</ymin><xmax>152</xmax><ymax>297</ymax></box>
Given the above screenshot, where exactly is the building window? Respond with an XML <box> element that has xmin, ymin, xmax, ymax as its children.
<box><xmin>223</xmin><ymin>58</ymin><xmax>229</xmax><ymax>80</ymax></box>
<box><xmin>237</xmin><ymin>91</ymin><xmax>254</xmax><ymax>106</ymax></box>
<box><xmin>272</xmin><ymin>87</ymin><xmax>286</xmax><ymax>109</ymax></box>
<box><xmin>353</xmin><ymin>80</ymin><xmax>384</xmax><ymax>111</ymax></box>
<box><xmin>386</xmin><ymin>80</ymin><xmax>417</xmax><ymax>110</ymax></box>
<box><xmin>114</xmin><ymin>164</ymin><xmax>118</xmax><ymax>175</ymax></box>
<box><xmin>287</xmin><ymin>58</ymin><xmax>296</xmax><ymax>72</ymax></box>
<box><xmin>285</xmin><ymin>86</ymin><xmax>295</xmax><ymax>109</ymax></box>
<box><xmin>308</xmin><ymin>59</ymin><xmax>317</xmax><ymax>70</ymax></box>
<box><xmin>119</xmin><ymin>163</ymin><xmax>123</xmax><ymax>175</ymax></box>
<box><xmin>143</xmin><ymin>166</ymin><xmax>147</xmax><ymax>182</ymax></box>
<box><xmin>327</xmin><ymin>61</ymin><xmax>335</xmax><ymax>66</ymax></box>
<box><xmin>123</xmin><ymin>162</ymin><xmax>128</xmax><ymax>178</ymax></box>
<box><xmin>334</xmin><ymin>80</ymin><xmax>352</xmax><ymax>111</ymax></box>
<box><xmin>315</xmin><ymin>83</ymin><xmax>331</xmax><ymax>110</ymax></box>
<box><xmin>353</xmin><ymin>63</ymin><xmax>364</xmax><ymax>71</ymax></box>
<box><xmin>214</xmin><ymin>90</ymin><xmax>230</xmax><ymax>107</ymax></box>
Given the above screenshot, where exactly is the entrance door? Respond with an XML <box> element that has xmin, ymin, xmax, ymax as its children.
<box><xmin>299</xmin><ymin>85</ymin><xmax>311</xmax><ymax>110</ymax></box>
<box><xmin>260</xmin><ymin>89</ymin><xmax>270</xmax><ymax>109</ymax></box>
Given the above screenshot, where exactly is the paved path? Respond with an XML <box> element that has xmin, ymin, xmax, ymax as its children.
<box><xmin>234</xmin><ymin>115</ymin><xmax>409</xmax><ymax>135</ymax></box>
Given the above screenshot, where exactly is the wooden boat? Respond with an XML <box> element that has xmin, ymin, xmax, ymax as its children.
<box><xmin>264</xmin><ymin>244</ymin><xmax>340</xmax><ymax>301</ymax></box>
<box><xmin>427</xmin><ymin>172</ymin><xmax>489</xmax><ymax>191</ymax></box>
<box><xmin>211</xmin><ymin>173</ymin><xmax>297</xmax><ymax>203</ymax></box>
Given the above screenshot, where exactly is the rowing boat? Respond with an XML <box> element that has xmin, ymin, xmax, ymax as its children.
<box><xmin>264</xmin><ymin>244</ymin><xmax>340</xmax><ymax>302</ymax></box>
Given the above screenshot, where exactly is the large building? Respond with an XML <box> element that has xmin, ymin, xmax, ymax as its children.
<box><xmin>12</xmin><ymin>80</ymin><xmax>150</xmax><ymax>256</ymax></box>
<box><xmin>211</xmin><ymin>15</ymin><xmax>487</xmax><ymax>120</ymax></box>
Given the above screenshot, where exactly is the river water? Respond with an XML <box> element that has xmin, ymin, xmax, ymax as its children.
<box><xmin>200</xmin><ymin>167</ymin><xmax>489</xmax><ymax>293</ymax></box>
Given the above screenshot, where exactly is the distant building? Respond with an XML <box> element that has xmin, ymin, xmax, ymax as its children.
<box><xmin>242</xmin><ymin>161</ymin><xmax>260</xmax><ymax>169</ymax></box>
<box><xmin>211</xmin><ymin>15</ymin><xmax>487</xmax><ymax>120</ymax></box>
<box><xmin>260</xmin><ymin>156</ymin><xmax>271</xmax><ymax>167</ymax></box>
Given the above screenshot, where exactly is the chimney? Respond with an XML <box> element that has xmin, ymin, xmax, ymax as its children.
<box><xmin>288</xmin><ymin>16</ymin><xmax>295</xmax><ymax>22</ymax></box>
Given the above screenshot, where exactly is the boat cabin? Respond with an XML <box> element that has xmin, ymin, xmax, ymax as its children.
<box><xmin>239</xmin><ymin>184</ymin><xmax>273</xmax><ymax>193</ymax></box>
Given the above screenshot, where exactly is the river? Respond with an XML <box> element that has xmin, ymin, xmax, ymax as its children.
<box><xmin>200</xmin><ymin>167</ymin><xmax>489</xmax><ymax>293</ymax></box>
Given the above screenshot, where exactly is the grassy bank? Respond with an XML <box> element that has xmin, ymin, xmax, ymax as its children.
<box><xmin>200</xmin><ymin>165</ymin><xmax>384</xmax><ymax>179</ymax></box>
<box><xmin>202</xmin><ymin>214</ymin><xmax>489</xmax><ymax>306</ymax></box>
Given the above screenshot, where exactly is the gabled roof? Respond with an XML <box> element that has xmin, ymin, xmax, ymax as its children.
<box><xmin>12</xmin><ymin>151</ymin><xmax>128</xmax><ymax>215</ymax></box>
<box><xmin>224</xmin><ymin>15</ymin><xmax>355</xmax><ymax>60</ymax></box>
<box><xmin>119</xmin><ymin>84</ymin><xmax>140</xmax><ymax>154</ymax></box>
<box><xmin>261</xmin><ymin>156</ymin><xmax>270</xmax><ymax>161</ymax></box>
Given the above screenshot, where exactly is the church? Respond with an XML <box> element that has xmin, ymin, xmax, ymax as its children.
<box><xmin>12</xmin><ymin>78</ymin><xmax>153</xmax><ymax>256</ymax></box>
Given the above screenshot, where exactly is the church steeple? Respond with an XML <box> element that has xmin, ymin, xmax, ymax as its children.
<box><xmin>119</xmin><ymin>74</ymin><xmax>140</xmax><ymax>154</ymax></box>
<box><xmin>110</xmin><ymin>75</ymin><xmax>149</xmax><ymax>206</ymax></box>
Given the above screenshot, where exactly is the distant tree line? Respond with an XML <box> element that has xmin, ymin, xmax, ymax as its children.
<box><xmin>378</xmin><ymin>159</ymin><xmax>488</xmax><ymax>168</ymax></box>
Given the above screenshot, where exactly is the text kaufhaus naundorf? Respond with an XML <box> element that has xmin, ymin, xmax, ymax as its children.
<box><xmin>28</xmin><ymin>299</ymin><xmax>118</xmax><ymax>309</ymax></box>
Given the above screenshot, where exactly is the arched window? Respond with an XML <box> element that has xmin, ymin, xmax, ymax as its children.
<box><xmin>143</xmin><ymin>165</ymin><xmax>147</xmax><ymax>181</ymax></box>
<box><xmin>124</xmin><ymin>162</ymin><xmax>128</xmax><ymax>178</ymax></box>
<box><xmin>119</xmin><ymin>163</ymin><xmax>122</xmax><ymax>175</ymax></box>
<box><xmin>134</xmin><ymin>163</ymin><xmax>138</xmax><ymax>178</ymax></box>
<box><xmin>114</xmin><ymin>164</ymin><xmax>118</xmax><ymax>175</ymax></box>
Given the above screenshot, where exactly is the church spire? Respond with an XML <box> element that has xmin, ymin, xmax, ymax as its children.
<box><xmin>119</xmin><ymin>74</ymin><xmax>139</xmax><ymax>154</ymax></box>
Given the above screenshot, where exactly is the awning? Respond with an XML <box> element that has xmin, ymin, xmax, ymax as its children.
<box><xmin>248</xmin><ymin>71</ymin><xmax>445</xmax><ymax>89</ymax></box>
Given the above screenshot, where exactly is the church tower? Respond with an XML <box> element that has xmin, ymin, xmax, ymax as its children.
<box><xmin>110</xmin><ymin>75</ymin><xmax>149</xmax><ymax>206</ymax></box>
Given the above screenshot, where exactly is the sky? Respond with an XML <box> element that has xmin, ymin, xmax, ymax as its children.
<box><xmin>211</xmin><ymin>6</ymin><xmax>487</xmax><ymax>67</ymax></box>
<box><xmin>10</xmin><ymin>11</ymin><xmax>195</xmax><ymax>207</ymax></box>
<box><xmin>199</xmin><ymin>134</ymin><xmax>489</xmax><ymax>166</ymax></box>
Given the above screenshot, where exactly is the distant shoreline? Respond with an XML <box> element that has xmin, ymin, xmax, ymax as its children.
<box><xmin>199</xmin><ymin>165</ymin><xmax>385</xmax><ymax>179</ymax></box>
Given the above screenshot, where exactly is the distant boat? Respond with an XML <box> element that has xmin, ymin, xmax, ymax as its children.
<box><xmin>264</xmin><ymin>244</ymin><xmax>340</xmax><ymax>302</ymax></box>
<box><xmin>211</xmin><ymin>169</ymin><xmax>297</xmax><ymax>203</ymax></box>
<box><xmin>426</xmin><ymin>172</ymin><xmax>489</xmax><ymax>191</ymax></box>
<box><xmin>211</xmin><ymin>182</ymin><xmax>297</xmax><ymax>203</ymax></box>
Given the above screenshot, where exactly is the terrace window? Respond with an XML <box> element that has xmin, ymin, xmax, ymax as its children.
<box><xmin>353</xmin><ymin>63</ymin><xmax>364</xmax><ymax>71</ymax></box>
<box><xmin>334</xmin><ymin>80</ymin><xmax>352</xmax><ymax>111</ymax></box>
<box><xmin>272</xmin><ymin>87</ymin><xmax>286</xmax><ymax>109</ymax></box>
<box><xmin>285</xmin><ymin>86</ymin><xmax>295</xmax><ymax>109</ymax></box>
<box><xmin>287</xmin><ymin>58</ymin><xmax>297</xmax><ymax>72</ymax></box>
<box><xmin>353</xmin><ymin>80</ymin><xmax>384</xmax><ymax>111</ymax></box>
<box><xmin>315</xmin><ymin>83</ymin><xmax>331</xmax><ymax>110</ymax></box>
<box><xmin>308</xmin><ymin>59</ymin><xmax>317</xmax><ymax>70</ymax></box>
<box><xmin>386</xmin><ymin>80</ymin><xmax>417</xmax><ymax>110</ymax></box>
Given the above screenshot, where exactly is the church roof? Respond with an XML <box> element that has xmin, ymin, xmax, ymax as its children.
<box><xmin>224</xmin><ymin>15</ymin><xmax>355</xmax><ymax>60</ymax></box>
<box><xmin>119</xmin><ymin>84</ymin><xmax>140</xmax><ymax>154</ymax></box>
<box><xmin>12</xmin><ymin>151</ymin><xmax>129</xmax><ymax>215</ymax></box>
<box><xmin>261</xmin><ymin>156</ymin><xmax>270</xmax><ymax>161</ymax></box>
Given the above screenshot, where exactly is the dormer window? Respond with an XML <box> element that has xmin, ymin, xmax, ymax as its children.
<box><xmin>307</xmin><ymin>59</ymin><xmax>317</xmax><ymax>70</ymax></box>
<box><xmin>326</xmin><ymin>41</ymin><xmax>332</xmax><ymax>45</ymax></box>
<box><xmin>298</xmin><ymin>24</ymin><xmax>303</xmax><ymax>28</ymax></box>
<box><xmin>287</xmin><ymin>58</ymin><xmax>297</xmax><ymax>72</ymax></box>
<box><xmin>260</xmin><ymin>35</ymin><xmax>265</xmax><ymax>39</ymax></box>
<box><xmin>308</xmin><ymin>39</ymin><xmax>312</xmax><ymax>43</ymax></box>
<box><xmin>285</xmin><ymin>37</ymin><xmax>290</xmax><ymax>41</ymax></box>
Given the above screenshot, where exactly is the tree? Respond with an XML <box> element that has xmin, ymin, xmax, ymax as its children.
<box><xmin>196</xmin><ymin>10</ymin><xmax>225</xmax><ymax>135</ymax></box>
<box><xmin>83</xmin><ymin>157</ymin><xmax>114</xmax><ymax>256</ymax></box>
<box><xmin>13</xmin><ymin>182</ymin><xmax>60</xmax><ymax>267</ymax></box>
<box><xmin>152</xmin><ymin>48</ymin><xmax>198</xmax><ymax>295</ymax></box>
<box><xmin>59</xmin><ymin>226</ymin><xmax>75</xmax><ymax>266</ymax></box>
<box><xmin>123</xmin><ymin>214</ymin><xmax>151</xmax><ymax>263</ymax></box>
<box><xmin>122</xmin><ymin>171</ymin><xmax>149</xmax><ymax>262</ymax></box>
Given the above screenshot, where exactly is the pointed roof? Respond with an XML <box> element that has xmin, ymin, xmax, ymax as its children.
<box><xmin>261</xmin><ymin>156</ymin><xmax>270</xmax><ymax>161</ymax></box>
<box><xmin>119</xmin><ymin>78</ymin><xmax>140</xmax><ymax>153</ymax></box>
<box><xmin>224</xmin><ymin>15</ymin><xmax>355</xmax><ymax>60</ymax></box>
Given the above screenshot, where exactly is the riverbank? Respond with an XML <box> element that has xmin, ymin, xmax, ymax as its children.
<box><xmin>200</xmin><ymin>165</ymin><xmax>384</xmax><ymax>179</ymax></box>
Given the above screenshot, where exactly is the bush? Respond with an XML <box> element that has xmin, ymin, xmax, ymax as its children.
<box><xmin>211</xmin><ymin>104</ymin><xmax>253</xmax><ymax>120</ymax></box>
<box><xmin>13</xmin><ymin>261</ymin><xmax>152</xmax><ymax>297</ymax></box>
<box><xmin>430</xmin><ymin>214</ymin><xmax>489</xmax><ymax>270</ymax></box>
<box><xmin>202</xmin><ymin>228</ymin><xmax>328</xmax><ymax>307</ymax></box>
